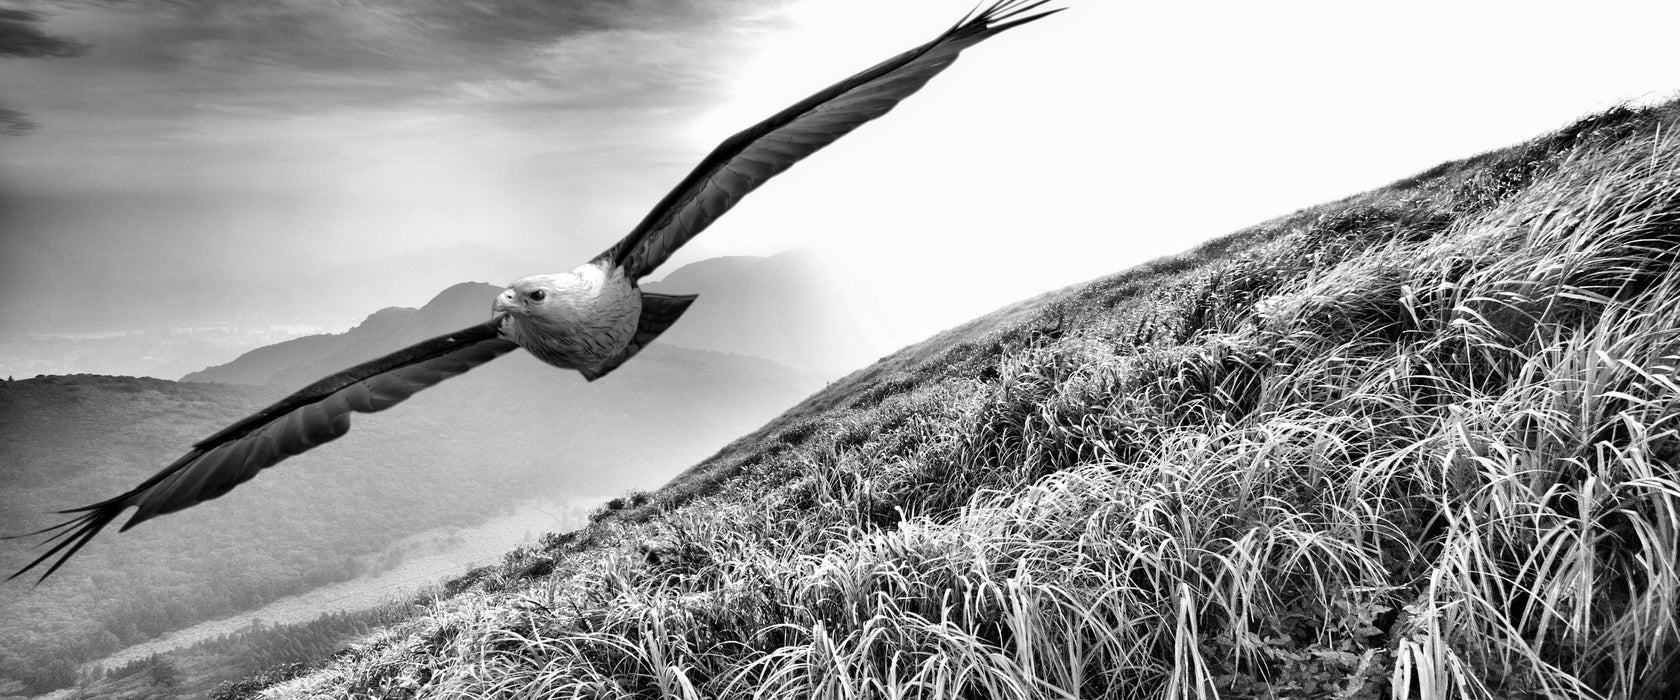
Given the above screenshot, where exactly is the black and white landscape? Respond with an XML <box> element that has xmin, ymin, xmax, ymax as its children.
<box><xmin>4</xmin><ymin>0</ymin><xmax>1680</xmax><ymax>698</ymax></box>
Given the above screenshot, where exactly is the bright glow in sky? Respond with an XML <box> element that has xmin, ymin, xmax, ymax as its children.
<box><xmin>3</xmin><ymin>0</ymin><xmax>1679</xmax><ymax>356</ymax></box>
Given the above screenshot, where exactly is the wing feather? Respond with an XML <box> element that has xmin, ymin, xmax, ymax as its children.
<box><xmin>595</xmin><ymin>0</ymin><xmax>1061</xmax><ymax>280</ymax></box>
<box><xmin>6</xmin><ymin>320</ymin><xmax>517</xmax><ymax>583</ymax></box>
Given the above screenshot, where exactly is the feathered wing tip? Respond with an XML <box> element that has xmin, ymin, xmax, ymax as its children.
<box><xmin>4</xmin><ymin>451</ymin><xmax>199</xmax><ymax>584</ymax></box>
<box><xmin>3</xmin><ymin>498</ymin><xmax>134</xmax><ymax>585</ymax></box>
<box><xmin>956</xmin><ymin>0</ymin><xmax>1064</xmax><ymax>34</ymax></box>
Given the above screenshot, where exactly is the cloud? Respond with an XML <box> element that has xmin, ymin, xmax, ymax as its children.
<box><xmin>0</xmin><ymin>6</ymin><xmax>91</xmax><ymax>58</ymax></box>
<box><xmin>11</xmin><ymin>0</ymin><xmax>776</xmax><ymax>126</ymax></box>
<box><xmin>75</xmin><ymin>0</ymin><xmax>760</xmax><ymax>76</ymax></box>
<box><xmin>0</xmin><ymin>107</ymin><xmax>37</xmax><ymax>135</ymax></box>
<box><xmin>0</xmin><ymin>0</ymin><xmax>787</xmax><ymax>194</ymax></box>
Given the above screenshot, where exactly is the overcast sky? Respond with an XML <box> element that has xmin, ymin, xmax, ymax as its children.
<box><xmin>3</xmin><ymin>0</ymin><xmax>1680</xmax><ymax>347</ymax></box>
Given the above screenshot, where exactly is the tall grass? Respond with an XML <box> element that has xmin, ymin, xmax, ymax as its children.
<box><xmin>267</xmin><ymin>107</ymin><xmax>1680</xmax><ymax>699</ymax></box>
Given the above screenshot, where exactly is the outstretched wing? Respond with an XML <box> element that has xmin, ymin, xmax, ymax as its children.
<box><xmin>7</xmin><ymin>320</ymin><xmax>517</xmax><ymax>583</ymax></box>
<box><xmin>595</xmin><ymin>0</ymin><xmax>1061</xmax><ymax>280</ymax></box>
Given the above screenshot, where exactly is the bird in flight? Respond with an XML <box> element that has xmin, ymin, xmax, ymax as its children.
<box><xmin>8</xmin><ymin>0</ymin><xmax>1061</xmax><ymax>583</ymax></box>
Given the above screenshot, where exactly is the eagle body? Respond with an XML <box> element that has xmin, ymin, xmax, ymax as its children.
<box><xmin>496</xmin><ymin>262</ymin><xmax>642</xmax><ymax>372</ymax></box>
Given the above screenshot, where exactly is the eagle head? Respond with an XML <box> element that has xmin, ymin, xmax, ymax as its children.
<box><xmin>491</xmin><ymin>263</ymin><xmax>639</xmax><ymax>369</ymax></box>
<box><xmin>494</xmin><ymin>275</ymin><xmax>571</xmax><ymax>319</ymax></box>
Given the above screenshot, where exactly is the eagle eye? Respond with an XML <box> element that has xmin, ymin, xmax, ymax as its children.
<box><xmin>528</xmin><ymin>289</ymin><xmax>547</xmax><ymax>302</ymax></box>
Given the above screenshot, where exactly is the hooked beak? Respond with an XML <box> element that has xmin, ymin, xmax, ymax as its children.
<box><xmin>492</xmin><ymin>288</ymin><xmax>518</xmax><ymax>316</ymax></box>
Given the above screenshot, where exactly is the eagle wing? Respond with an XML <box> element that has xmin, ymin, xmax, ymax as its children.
<box><xmin>594</xmin><ymin>0</ymin><xmax>1061</xmax><ymax>280</ymax></box>
<box><xmin>7</xmin><ymin>320</ymin><xmax>516</xmax><ymax>583</ymax></box>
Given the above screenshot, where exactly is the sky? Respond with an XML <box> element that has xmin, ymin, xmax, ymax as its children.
<box><xmin>3</xmin><ymin>0</ymin><xmax>1680</xmax><ymax>360</ymax></box>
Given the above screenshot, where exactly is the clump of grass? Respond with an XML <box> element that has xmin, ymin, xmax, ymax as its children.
<box><xmin>271</xmin><ymin>104</ymin><xmax>1680</xmax><ymax>699</ymax></box>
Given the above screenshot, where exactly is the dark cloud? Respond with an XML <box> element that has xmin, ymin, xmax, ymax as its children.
<box><xmin>91</xmin><ymin>0</ymin><xmax>758</xmax><ymax>75</ymax></box>
<box><xmin>0</xmin><ymin>6</ymin><xmax>91</xmax><ymax>58</ymax></box>
<box><xmin>0</xmin><ymin>107</ymin><xmax>38</xmax><ymax>135</ymax></box>
<box><xmin>24</xmin><ymin>0</ymin><xmax>777</xmax><ymax>130</ymax></box>
<box><xmin>411</xmin><ymin>0</ymin><xmax>748</xmax><ymax>47</ymax></box>
<box><xmin>0</xmin><ymin>0</ymin><xmax>785</xmax><ymax>192</ymax></box>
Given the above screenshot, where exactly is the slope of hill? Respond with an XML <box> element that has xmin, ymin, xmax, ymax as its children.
<box><xmin>0</xmin><ymin>289</ymin><xmax>823</xmax><ymax>696</ymax></box>
<box><xmin>91</xmin><ymin>102</ymin><xmax>1680</xmax><ymax>699</ymax></box>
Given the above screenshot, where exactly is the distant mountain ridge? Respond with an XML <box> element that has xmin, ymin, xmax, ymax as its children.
<box><xmin>186</xmin><ymin>253</ymin><xmax>892</xmax><ymax>386</ymax></box>
<box><xmin>184</xmin><ymin>282</ymin><xmax>502</xmax><ymax>386</ymax></box>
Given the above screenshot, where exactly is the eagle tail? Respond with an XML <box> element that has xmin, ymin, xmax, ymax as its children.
<box><xmin>580</xmin><ymin>292</ymin><xmax>698</xmax><ymax>382</ymax></box>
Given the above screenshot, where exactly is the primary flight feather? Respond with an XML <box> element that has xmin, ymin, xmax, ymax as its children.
<box><xmin>8</xmin><ymin>0</ymin><xmax>1062</xmax><ymax>583</ymax></box>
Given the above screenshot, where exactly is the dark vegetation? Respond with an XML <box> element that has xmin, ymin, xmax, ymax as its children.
<box><xmin>49</xmin><ymin>601</ymin><xmax>417</xmax><ymax>700</ymax></box>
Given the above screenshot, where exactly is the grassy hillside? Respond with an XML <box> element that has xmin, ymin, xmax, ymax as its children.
<box><xmin>200</xmin><ymin>101</ymin><xmax>1680</xmax><ymax>699</ymax></box>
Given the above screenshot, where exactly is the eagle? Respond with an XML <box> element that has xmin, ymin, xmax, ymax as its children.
<box><xmin>9</xmin><ymin>0</ymin><xmax>1061</xmax><ymax>582</ymax></box>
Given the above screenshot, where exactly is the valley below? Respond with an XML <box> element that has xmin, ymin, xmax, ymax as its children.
<box><xmin>84</xmin><ymin>496</ymin><xmax>598</xmax><ymax>674</ymax></box>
